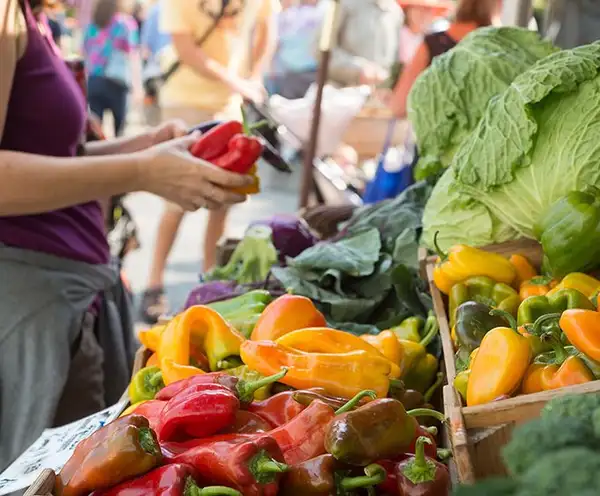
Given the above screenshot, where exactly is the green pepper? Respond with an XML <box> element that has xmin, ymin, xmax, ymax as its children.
<box><xmin>535</xmin><ymin>187</ymin><xmax>600</xmax><ymax>278</ymax></box>
<box><xmin>390</xmin><ymin>316</ymin><xmax>425</xmax><ymax>343</ymax></box>
<box><xmin>128</xmin><ymin>366</ymin><xmax>164</xmax><ymax>404</ymax></box>
<box><xmin>217</xmin><ymin>303</ymin><xmax>266</xmax><ymax>339</ymax></box>
<box><xmin>448</xmin><ymin>276</ymin><xmax>519</xmax><ymax>327</ymax></box>
<box><xmin>453</xmin><ymin>301</ymin><xmax>508</xmax><ymax>352</ymax></box>
<box><xmin>399</xmin><ymin>313</ymin><xmax>440</xmax><ymax>393</ymax></box>
<box><xmin>454</xmin><ymin>370</ymin><xmax>470</xmax><ymax>402</ymax></box>
<box><xmin>517</xmin><ymin>288</ymin><xmax>595</xmax><ymax>326</ymax></box>
<box><xmin>324</xmin><ymin>398</ymin><xmax>446</xmax><ymax>466</ymax></box>
<box><xmin>206</xmin><ymin>290</ymin><xmax>272</xmax><ymax>315</ymax></box>
<box><xmin>403</xmin><ymin>353</ymin><xmax>438</xmax><ymax>394</ymax></box>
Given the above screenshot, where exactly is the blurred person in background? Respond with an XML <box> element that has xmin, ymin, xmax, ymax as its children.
<box><xmin>544</xmin><ymin>0</ymin><xmax>600</xmax><ymax>48</ymax></box>
<box><xmin>398</xmin><ymin>0</ymin><xmax>452</xmax><ymax>65</ymax></box>
<box><xmin>388</xmin><ymin>0</ymin><xmax>501</xmax><ymax>118</ymax></box>
<box><xmin>264</xmin><ymin>0</ymin><xmax>293</xmax><ymax>95</ymax></box>
<box><xmin>267</xmin><ymin>0</ymin><xmax>324</xmax><ymax>99</ymax></box>
<box><xmin>139</xmin><ymin>0</ymin><xmax>278</xmax><ymax>323</ymax></box>
<box><xmin>140</xmin><ymin>0</ymin><xmax>170</xmax><ymax>125</ymax></box>
<box><xmin>83</xmin><ymin>0</ymin><xmax>143</xmax><ymax>137</ymax></box>
<box><xmin>323</xmin><ymin>0</ymin><xmax>402</xmax><ymax>87</ymax></box>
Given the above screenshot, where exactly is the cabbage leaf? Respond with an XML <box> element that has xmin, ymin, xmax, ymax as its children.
<box><xmin>453</xmin><ymin>42</ymin><xmax>600</xmax><ymax>237</ymax></box>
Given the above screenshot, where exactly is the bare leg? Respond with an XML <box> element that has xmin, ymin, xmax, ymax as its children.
<box><xmin>203</xmin><ymin>207</ymin><xmax>228</xmax><ymax>271</ymax></box>
<box><xmin>148</xmin><ymin>203</ymin><xmax>185</xmax><ymax>289</ymax></box>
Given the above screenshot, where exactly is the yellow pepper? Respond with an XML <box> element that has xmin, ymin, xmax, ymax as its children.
<box><xmin>432</xmin><ymin>232</ymin><xmax>517</xmax><ymax>295</ymax></box>
<box><xmin>138</xmin><ymin>325</ymin><xmax>166</xmax><ymax>352</ymax></box>
<box><xmin>547</xmin><ymin>272</ymin><xmax>600</xmax><ymax>299</ymax></box>
<box><xmin>119</xmin><ymin>401</ymin><xmax>147</xmax><ymax>417</ymax></box>
<box><xmin>240</xmin><ymin>340</ymin><xmax>392</xmax><ymax>398</ymax></box>
<box><xmin>509</xmin><ymin>254</ymin><xmax>538</xmax><ymax>288</ymax></box>
<box><xmin>158</xmin><ymin>306</ymin><xmax>245</xmax><ymax>384</ymax></box>
<box><xmin>360</xmin><ymin>331</ymin><xmax>404</xmax><ymax>378</ymax></box>
<box><xmin>277</xmin><ymin>327</ymin><xmax>401</xmax><ymax>378</ymax></box>
<box><xmin>454</xmin><ymin>348</ymin><xmax>478</xmax><ymax>401</ymax></box>
<box><xmin>158</xmin><ymin>314</ymin><xmax>204</xmax><ymax>385</ymax></box>
<box><xmin>467</xmin><ymin>310</ymin><xmax>531</xmax><ymax>406</ymax></box>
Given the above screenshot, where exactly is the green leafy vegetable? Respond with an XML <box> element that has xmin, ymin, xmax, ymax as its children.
<box><xmin>408</xmin><ymin>26</ymin><xmax>556</xmax><ymax>181</ymax></box>
<box><xmin>452</xmin><ymin>42</ymin><xmax>600</xmax><ymax>238</ymax></box>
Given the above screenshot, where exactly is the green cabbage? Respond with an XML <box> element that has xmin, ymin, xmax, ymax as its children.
<box><xmin>453</xmin><ymin>42</ymin><xmax>600</xmax><ymax>238</ymax></box>
<box><xmin>408</xmin><ymin>26</ymin><xmax>556</xmax><ymax>179</ymax></box>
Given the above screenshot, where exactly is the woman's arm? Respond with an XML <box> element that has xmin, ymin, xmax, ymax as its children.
<box><xmin>85</xmin><ymin>132</ymin><xmax>154</xmax><ymax>156</ymax></box>
<box><xmin>0</xmin><ymin>150</ymin><xmax>141</xmax><ymax>216</ymax></box>
<box><xmin>387</xmin><ymin>42</ymin><xmax>429</xmax><ymax>119</ymax></box>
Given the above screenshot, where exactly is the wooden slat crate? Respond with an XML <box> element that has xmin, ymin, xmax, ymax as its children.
<box><xmin>424</xmin><ymin>238</ymin><xmax>600</xmax><ymax>482</ymax></box>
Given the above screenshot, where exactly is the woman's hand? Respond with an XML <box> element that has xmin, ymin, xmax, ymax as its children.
<box><xmin>149</xmin><ymin>119</ymin><xmax>189</xmax><ymax>145</ymax></box>
<box><xmin>138</xmin><ymin>132</ymin><xmax>253</xmax><ymax>211</ymax></box>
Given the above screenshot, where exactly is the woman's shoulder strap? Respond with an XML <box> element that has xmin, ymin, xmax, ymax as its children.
<box><xmin>423</xmin><ymin>30</ymin><xmax>457</xmax><ymax>62</ymax></box>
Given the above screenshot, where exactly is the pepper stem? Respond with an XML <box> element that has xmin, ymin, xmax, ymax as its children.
<box><xmin>148</xmin><ymin>370</ymin><xmax>164</xmax><ymax>388</ymax></box>
<box><xmin>424</xmin><ymin>426</ymin><xmax>438</xmax><ymax>436</ymax></box>
<box><xmin>335</xmin><ymin>390</ymin><xmax>377</xmax><ymax>415</ymax></box>
<box><xmin>338</xmin><ymin>464</ymin><xmax>387</xmax><ymax>491</ymax></box>
<box><xmin>407</xmin><ymin>408</ymin><xmax>447</xmax><ymax>423</ymax></box>
<box><xmin>423</xmin><ymin>372</ymin><xmax>444</xmax><ymax>403</ymax></box>
<box><xmin>437</xmin><ymin>449</ymin><xmax>453</xmax><ymax>461</ymax></box>
<box><xmin>420</xmin><ymin>313</ymin><xmax>439</xmax><ymax>348</ymax></box>
<box><xmin>433</xmin><ymin>231</ymin><xmax>448</xmax><ymax>261</ymax></box>
<box><xmin>237</xmin><ymin>367</ymin><xmax>288</xmax><ymax>403</ymax></box>
<box><xmin>185</xmin><ymin>478</ymin><xmax>242</xmax><ymax>496</ymax></box>
<box><xmin>531</xmin><ymin>313</ymin><xmax>562</xmax><ymax>338</ymax></box>
<box><xmin>137</xmin><ymin>427</ymin><xmax>160</xmax><ymax>457</ymax></box>
<box><xmin>414</xmin><ymin>436</ymin><xmax>432</xmax><ymax>470</ymax></box>
<box><xmin>544</xmin><ymin>334</ymin><xmax>569</xmax><ymax>365</ymax></box>
<box><xmin>489</xmin><ymin>309</ymin><xmax>517</xmax><ymax>331</ymax></box>
<box><xmin>216</xmin><ymin>357</ymin><xmax>244</xmax><ymax>370</ymax></box>
<box><xmin>248</xmin><ymin>450</ymin><xmax>288</xmax><ymax>485</ymax></box>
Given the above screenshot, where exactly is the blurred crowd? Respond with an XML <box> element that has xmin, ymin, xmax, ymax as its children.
<box><xmin>34</xmin><ymin>0</ymin><xmax>600</xmax><ymax>325</ymax></box>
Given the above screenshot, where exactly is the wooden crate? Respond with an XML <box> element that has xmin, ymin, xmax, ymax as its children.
<box><xmin>423</xmin><ymin>239</ymin><xmax>600</xmax><ymax>482</ymax></box>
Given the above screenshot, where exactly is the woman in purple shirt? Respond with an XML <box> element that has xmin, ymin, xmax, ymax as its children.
<box><xmin>0</xmin><ymin>0</ymin><xmax>253</xmax><ymax>471</ymax></box>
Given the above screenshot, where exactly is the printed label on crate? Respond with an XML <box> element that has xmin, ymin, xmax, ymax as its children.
<box><xmin>0</xmin><ymin>399</ymin><xmax>128</xmax><ymax>495</ymax></box>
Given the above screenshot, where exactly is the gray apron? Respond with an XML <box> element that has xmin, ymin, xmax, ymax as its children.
<box><xmin>0</xmin><ymin>245</ymin><xmax>136</xmax><ymax>471</ymax></box>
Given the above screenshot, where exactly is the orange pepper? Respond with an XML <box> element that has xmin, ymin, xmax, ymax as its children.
<box><xmin>138</xmin><ymin>325</ymin><xmax>165</xmax><ymax>352</ymax></box>
<box><xmin>467</xmin><ymin>310</ymin><xmax>531</xmax><ymax>406</ymax></box>
<box><xmin>240</xmin><ymin>340</ymin><xmax>391</xmax><ymax>398</ymax></box>
<box><xmin>276</xmin><ymin>327</ymin><xmax>401</xmax><ymax>378</ymax></box>
<box><xmin>509</xmin><ymin>254</ymin><xmax>538</xmax><ymax>288</ymax></box>
<box><xmin>250</xmin><ymin>294</ymin><xmax>327</xmax><ymax>341</ymax></box>
<box><xmin>158</xmin><ymin>314</ymin><xmax>204</xmax><ymax>385</ymax></box>
<box><xmin>360</xmin><ymin>331</ymin><xmax>404</xmax><ymax>377</ymax></box>
<box><xmin>521</xmin><ymin>363</ymin><xmax>546</xmax><ymax>394</ymax></box>
<box><xmin>543</xmin><ymin>356</ymin><xmax>593</xmax><ymax>390</ymax></box>
<box><xmin>519</xmin><ymin>276</ymin><xmax>556</xmax><ymax>301</ymax></box>
<box><xmin>559</xmin><ymin>309</ymin><xmax>600</xmax><ymax>362</ymax></box>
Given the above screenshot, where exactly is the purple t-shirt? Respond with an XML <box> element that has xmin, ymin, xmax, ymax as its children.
<box><xmin>0</xmin><ymin>1</ymin><xmax>109</xmax><ymax>265</ymax></box>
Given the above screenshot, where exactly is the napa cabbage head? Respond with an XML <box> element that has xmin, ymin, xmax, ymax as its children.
<box><xmin>408</xmin><ymin>26</ymin><xmax>557</xmax><ymax>181</ymax></box>
<box><xmin>452</xmin><ymin>42</ymin><xmax>600</xmax><ymax>238</ymax></box>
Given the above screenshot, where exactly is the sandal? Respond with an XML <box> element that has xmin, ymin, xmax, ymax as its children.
<box><xmin>139</xmin><ymin>287</ymin><xmax>170</xmax><ymax>325</ymax></box>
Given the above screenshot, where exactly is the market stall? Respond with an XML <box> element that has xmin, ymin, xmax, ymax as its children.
<box><xmin>7</xmin><ymin>5</ymin><xmax>600</xmax><ymax>495</ymax></box>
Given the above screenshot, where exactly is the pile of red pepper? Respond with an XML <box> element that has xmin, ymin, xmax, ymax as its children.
<box><xmin>56</xmin><ymin>367</ymin><xmax>451</xmax><ymax>496</ymax></box>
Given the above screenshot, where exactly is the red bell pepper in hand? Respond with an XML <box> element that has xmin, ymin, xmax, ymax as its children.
<box><xmin>269</xmin><ymin>391</ymin><xmax>376</xmax><ymax>465</ymax></box>
<box><xmin>158</xmin><ymin>384</ymin><xmax>239</xmax><ymax>441</ymax></box>
<box><xmin>212</xmin><ymin>134</ymin><xmax>263</xmax><ymax>175</ymax></box>
<box><xmin>189</xmin><ymin>121</ymin><xmax>243</xmax><ymax>161</ymax></box>
<box><xmin>169</xmin><ymin>434</ymin><xmax>288</xmax><ymax>496</ymax></box>
<box><xmin>156</xmin><ymin>368</ymin><xmax>287</xmax><ymax>407</ymax></box>
<box><xmin>93</xmin><ymin>463</ymin><xmax>242</xmax><ymax>496</ymax></box>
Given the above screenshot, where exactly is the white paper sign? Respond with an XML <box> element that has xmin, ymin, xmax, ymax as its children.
<box><xmin>0</xmin><ymin>400</ymin><xmax>128</xmax><ymax>495</ymax></box>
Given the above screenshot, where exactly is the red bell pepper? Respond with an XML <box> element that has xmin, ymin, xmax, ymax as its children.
<box><xmin>221</xmin><ymin>411</ymin><xmax>273</xmax><ymax>435</ymax></box>
<box><xmin>246</xmin><ymin>391</ymin><xmax>306</xmax><ymax>428</ymax></box>
<box><xmin>407</xmin><ymin>417</ymin><xmax>439</xmax><ymax>459</ymax></box>
<box><xmin>269</xmin><ymin>391</ymin><xmax>375</xmax><ymax>465</ymax></box>
<box><xmin>375</xmin><ymin>457</ymin><xmax>409</xmax><ymax>495</ymax></box>
<box><xmin>189</xmin><ymin>121</ymin><xmax>243</xmax><ymax>161</ymax></box>
<box><xmin>212</xmin><ymin>134</ymin><xmax>263</xmax><ymax>175</ymax></box>
<box><xmin>168</xmin><ymin>434</ymin><xmax>288</xmax><ymax>496</ymax></box>
<box><xmin>396</xmin><ymin>437</ymin><xmax>450</xmax><ymax>496</ymax></box>
<box><xmin>158</xmin><ymin>384</ymin><xmax>239</xmax><ymax>442</ymax></box>
<box><xmin>93</xmin><ymin>463</ymin><xmax>242</xmax><ymax>496</ymax></box>
<box><xmin>156</xmin><ymin>369</ymin><xmax>287</xmax><ymax>407</ymax></box>
<box><xmin>127</xmin><ymin>399</ymin><xmax>166</xmax><ymax>432</ymax></box>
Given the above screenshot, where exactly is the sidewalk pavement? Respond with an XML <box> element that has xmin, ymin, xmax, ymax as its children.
<box><xmin>121</xmin><ymin>106</ymin><xmax>302</xmax><ymax>315</ymax></box>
